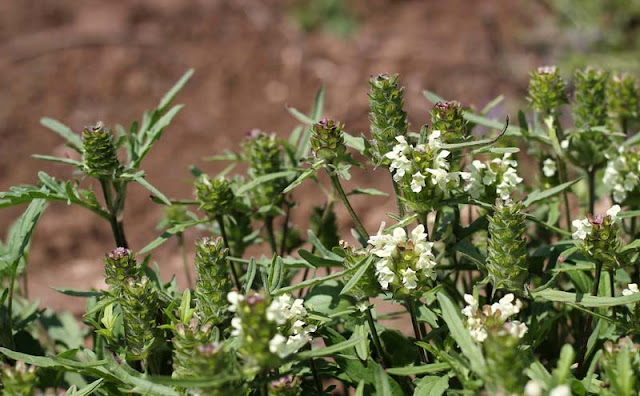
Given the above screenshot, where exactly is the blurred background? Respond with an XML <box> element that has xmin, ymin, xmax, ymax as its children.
<box><xmin>1</xmin><ymin>0</ymin><xmax>637</xmax><ymax>313</ymax></box>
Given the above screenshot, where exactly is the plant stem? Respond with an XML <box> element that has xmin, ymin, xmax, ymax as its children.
<box><xmin>577</xmin><ymin>261</ymin><xmax>603</xmax><ymax>375</ymax></box>
<box><xmin>177</xmin><ymin>233</ymin><xmax>192</xmax><ymax>288</ymax></box>
<box><xmin>431</xmin><ymin>210</ymin><xmax>441</xmax><ymax>242</ymax></box>
<box><xmin>100</xmin><ymin>179</ymin><xmax>129</xmax><ymax>248</ymax></box>
<box><xmin>407</xmin><ymin>299</ymin><xmax>428</xmax><ymax>363</ymax></box>
<box><xmin>587</xmin><ymin>168</ymin><xmax>596</xmax><ymax>215</ymax></box>
<box><xmin>365</xmin><ymin>306</ymin><xmax>388</xmax><ymax>367</ymax></box>
<box><xmin>280</xmin><ymin>201</ymin><xmax>292</xmax><ymax>256</ymax></box>
<box><xmin>216</xmin><ymin>215</ymin><xmax>242</xmax><ymax>290</ymax></box>
<box><xmin>556</xmin><ymin>161</ymin><xmax>572</xmax><ymax>232</ymax></box>
<box><xmin>391</xmin><ymin>175</ymin><xmax>406</xmax><ymax>219</ymax></box>
<box><xmin>328</xmin><ymin>172</ymin><xmax>369</xmax><ymax>241</ymax></box>
<box><xmin>307</xmin><ymin>348</ymin><xmax>323</xmax><ymax>392</ymax></box>
<box><xmin>265</xmin><ymin>216</ymin><xmax>278</xmax><ymax>255</ymax></box>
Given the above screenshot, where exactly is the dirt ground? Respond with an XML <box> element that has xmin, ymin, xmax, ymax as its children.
<box><xmin>0</xmin><ymin>0</ymin><xmax>555</xmax><ymax>313</ymax></box>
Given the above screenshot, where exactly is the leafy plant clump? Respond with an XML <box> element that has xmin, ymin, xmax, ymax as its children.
<box><xmin>2</xmin><ymin>66</ymin><xmax>640</xmax><ymax>395</ymax></box>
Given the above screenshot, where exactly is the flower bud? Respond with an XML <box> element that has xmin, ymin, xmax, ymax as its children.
<box><xmin>171</xmin><ymin>316</ymin><xmax>214</xmax><ymax>379</ymax></box>
<box><xmin>430</xmin><ymin>101</ymin><xmax>470</xmax><ymax>144</ymax></box>
<box><xmin>195</xmin><ymin>237</ymin><xmax>232</xmax><ymax>326</ymax></box>
<box><xmin>572</xmin><ymin>205</ymin><xmax>622</xmax><ymax>271</ymax></box>
<box><xmin>0</xmin><ymin>361</ymin><xmax>36</xmax><ymax>396</ymax></box>
<box><xmin>573</xmin><ymin>67</ymin><xmax>609</xmax><ymax>130</ymax></box>
<box><xmin>195</xmin><ymin>174</ymin><xmax>235</xmax><ymax>218</ymax></box>
<box><xmin>268</xmin><ymin>375</ymin><xmax>302</xmax><ymax>396</ymax></box>
<box><xmin>526</xmin><ymin>66</ymin><xmax>568</xmax><ymax>117</ymax></box>
<box><xmin>104</xmin><ymin>247</ymin><xmax>139</xmax><ymax>291</ymax></box>
<box><xmin>82</xmin><ymin>121</ymin><xmax>120</xmax><ymax>178</ymax></box>
<box><xmin>243</xmin><ymin>130</ymin><xmax>287</xmax><ymax>209</ymax></box>
<box><xmin>608</xmin><ymin>73</ymin><xmax>639</xmax><ymax>133</ymax></box>
<box><xmin>486</xmin><ymin>200</ymin><xmax>528</xmax><ymax>294</ymax></box>
<box><xmin>368</xmin><ymin>73</ymin><xmax>408</xmax><ymax>162</ymax></box>
<box><xmin>120</xmin><ymin>276</ymin><xmax>162</xmax><ymax>360</ymax></box>
<box><xmin>310</xmin><ymin>118</ymin><xmax>347</xmax><ymax>162</ymax></box>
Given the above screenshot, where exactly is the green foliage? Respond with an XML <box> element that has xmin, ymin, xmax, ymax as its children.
<box><xmin>5</xmin><ymin>66</ymin><xmax>640</xmax><ymax>395</ymax></box>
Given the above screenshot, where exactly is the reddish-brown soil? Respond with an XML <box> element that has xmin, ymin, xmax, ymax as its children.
<box><xmin>0</xmin><ymin>0</ymin><xmax>553</xmax><ymax>313</ymax></box>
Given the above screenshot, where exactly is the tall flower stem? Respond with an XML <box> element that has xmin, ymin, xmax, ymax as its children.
<box><xmin>280</xmin><ymin>200</ymin><xmax>292</xmax><ymax>256</ymax></box>
<box><xmin>406</xmin><ymin>300</ymin><xmax>428</xmax><ymax>363</ymax></box>
<box><xmin>328</xmin><ymin>172</ymin><xmax>369</xmax><ymax>241</ymax></box>
<box><xmin>391</xmin><ymin>175</ymin><xmax>406</xmax><ymax>219</ymax></box>
<box><xmin>100</xmin><ymin>179</ymin><xmax>129</xmax><ymax>248</ymax></box>
<box><xmin>557</xmin><ymin>161</ymin><xmax>573</xmax><ymax>232</ymax></box>
<box><xmin>216</xmin><ymin>215</ymin><xmax>242</xmax><ymax>291</ymax></box>
<box><xmin>577</xmin><ymin>260</ymin><xmax>603</xmax><ymax>375</ymax></box>
<box><xmin>264</xmin><ymin>216</ymin><xmax>278</xmax><ymax>255</ymax></box>
<box><xmin>365</xmin><ymin>306</ymin><xmax>388</xmax><ymax>367</ymax></box>
<box><xmin>177</xmin><ymin>233</ymin><xmax>192</xmax><ymax>288</ymax></box>
<box><xmin>587</xmin><ymin>168</ymin><xmax>596</xmax><ymax>215</ymax></box>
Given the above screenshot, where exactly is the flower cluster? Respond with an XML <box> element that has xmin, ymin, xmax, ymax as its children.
<box><xmin>228</xmin><ymin>292</ymin><xmax>316</xmax><ymax>367</ymax></box>
<box><xmin>368</xmin><ymin>73</ymin><xmax>408</xmax><ymax>163</ymax></box>
<box><xmin>430</xmin><ymin>101</ymin><xmax>470</xmax><ymax>144</ymax></box>
<box><xmin>464</xmin><ymin>153</ymin><xmax>523</xmax><ymax>201</ymax></box>
<box><xmin>461</xmin><ymin>293</ymin><xmax>528</xmax><ymax>343</ymax></box>
<box><xmin>194</xmin><ymin>237</ymin><xmax>233</xmax><ymax>326</ymax></box>
<box><xmin>542</xmin><ymin>158</ymin><xmax>557</xmax><ymax>178</ymax></box>
<box><xmin>623</xmin><ymin>283</ymin><xmax>639</xmax><ymax>296</ymax></box>
<box><xmin>527</xmin><ymin>65</ymin><xmax>569</xmax><ymax>117</ymax></box>
<box><xmin>572</xmin><ymin>205</ymin><xmax>622</xmax><ymax>271</ymax></box>
<box><xmin>195</xmin><ymin>174</ymin><xmax>236</xmax><ymax>218</ymax></box>
<box><xmin>368</xmin><ymin>223</ymin><xmax>437</xmax><ymax>297</ymax></box>
<box><xmin>242</xmin><ymin>130</ymin><xmax>287</xmax><ymax>210</ymax></box>
<box><xmin>268</xmin><ymin>375</ymin><xmax>302</xmax><ymax>396</ymax></box>
<box><xmin>607</xmin><ymin>73</ymin><xmax>639</xmax><ymax>132</ymax></box>
<box><xmin>82</xmin><ymin>121</ymin><xmax>121</xmax><ymax>178</ymax></box>
<box><xmin>603</xmin><ymin>146</ymin><xmax>640</xmax><ymax>204</ymax></box>
<box><xmin>524</xmin><ymin>382</ymin><xmax>571</xmax><ymax>396</ymax></box>
<box><xmin>310</xmin><ymin>118</ymin><xmax>347</xmax><ymax>162</ymax></box>
<box><xmin>386</xmin><ymin>132</ymin><xmax>464</xmax><ymax>212</ymax></box>
<box><xmin>0</xmin><ymin>361</ymin><xmax>36</xmax><ymax>396</ymax></box>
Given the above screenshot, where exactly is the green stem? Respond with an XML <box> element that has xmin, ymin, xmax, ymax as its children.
<box><xmin>407</xmin><ymin>300</ymin><xmax>428</xmax><ymax>363</ymax></box>
<box><xmin>365</xmin><ymin>306</ymin><xmax>388</xmax><ymax>367</ymax></box>
<box><xmin>308</xmin><ymin>349</ymin><xmax>323</xmax><ymax>392</ymax></box>
<box><xmin>577</xmin><ymin>261</ymin><xmax>603</xmax><ymax>375</ymax></box>
<box><xmin>265</xmin><ymin>216</ymin><xmax>278</xmax><ymax>255</ymax></box>
<box><xmin>587</xmin><ymin>168</ymin><xmax>596</xmax><ymax>215</ymax></box>
<box><xmin>391</xmin><ymin>174</ymin><xmax>406</xmax><ymax>219</ymax></box>
<box><xmin>328</xmin><ymin>172</ymin><xmax>369</xmax><ymax>241</ymax></box>
<box><xmin>216</xmin><ymin>215</ymin><xmax>242</xmax><ymax>290</ymax></box>
<box><xmin>100</xmin><ymin>179</ymin><xmax>129</xmax><ymax>248</ymax></box>
<box><xmin>280</xmin><ymin>201</ymin><xmax>292</xmax><ymax>256</ymax></box>
<box><xmin>556</xmin><ymin>161</ymin><xmax>572</xmax><ymax>232</ymax></box>
<box><xmin>177</xmin><ymin>233</ymin><xmax>192</xmax><ymax>289</ymax></box>
<box><xmin>431</xmin><ymin>210</ymin><xmax>441</xmax><ymax>242</ymax></box>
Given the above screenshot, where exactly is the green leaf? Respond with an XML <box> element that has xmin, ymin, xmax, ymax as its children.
<box><xmin>268</xmin><ymin>255</ymin><xmax>285</xmax><ymax>294</ymax></box>
<box><xmin>349</xmin><ymin>188</ymin><xmax>388</xmax><ymax>197</ymax></box>
<box><xmin>344</xmin><ymin>132</ymin><xmax>366</xmax><ymax>154</ymax></box>
<box><xmin>340</xmin><ymin>255</ymin><xmax>373</xmax><ymax>295</ymax></box>
<box><xmin>283</xmin><ymin>161</ymin><xmax>325</xmax><ymax>193</ymax></box>
<box><xmin>130</xmin><ymin>174</ymin><xmax>172</xmax><ymax>205</ymax></box>
<box><xmin>53</xmin><ymin>288</ymin><xmax>102</xmax><ymax>298</ymax></box>
<box><xmin>40</xmin><ymin>117</ymin><xmax>83</xmax><ymax>152</ymax></box>
<box><xmin>293</xmin><ymin>86</ymin><xmax>325</xmax><ymax>160</ymax></box>
<box><xmin>32</xmin><ymin>155</ymin><xmax>84</xmax><ymax>168</ymax></box>
<box><xmin>523</xmin><ymin>178</ymin><xmax>582</xmax><ymax>208</ymax></box>
<box><xmin>299</xmin><ymin>249</ymin><xmax>343</xmax><ymax>267</ymax></box>
<box><xmin>236</xmin><ymin>170</ymin><xmax>297</xmax><ymax>195</ymax></box>
<box><xmin>134</xmin><ymin>104</ymin><xmax>185</xmax><ymax>169</ymax></box>
<box><xmin>106</xmin><ymin>354</ymin><xmax>180</xmax><ymax>395</ymax></box>
<box><xmin>441</xmin><ymin>117</ymin><xmax>508</xmax><ymax>151</ymax></box>
<box><xmin>307</xmin><ymin>229</ymin><xmax>342</xmax><ymax>260</ymax></box>
<box><xmin>552</xmin><ymin>345</ymin><xmax>575</xmax><ymax>384</ymax></box>
<box><xmin>386</xmin><ymin>363</ymin><xmax>450</xmax><ymax>376</ymax></box>
<box><xmin>139</xmin><ymin>219</ymin><xmax>208</xmax><ymax>254</ymax></box>
<box><xmin>273</xmin><ymin>267</ymin><xmax>353</xmax><ymax>295</ymax></box>
<box><xmin>244</xmin><ymin>257</ymin><xmax>257</xmax><ymax>292</ymax></box>
<box><xmin>480</xmin><ymin>95</ymin><xmax>504</xmax><ymax>115</ymax></box>
<box><xmin>157</xmin><ymin>69</ymin><xmax>194</xmax><ymax>113</ymax></box>
<box><xmin>352</xmin><ymin>323</ymin><xmax>369</xmax><ymax>361</ymax></box>
<box><xmin>355</xmin><ymin>380</ymin><xmax>365</xmax><ymax>396</ymax></box>
<box><xmin>287</xmin><ymin>106</ymin><xmax>315</xmax><ymax>125</ymax></box>
<box><xmin>296</xmin><ymin>336</ymin><xmax>364</xmax><ymax>359</ymax></box>
<box><xmin>8</xmin><ymin>199</ymin><xmax>47</xmax><ymax>270</ymax></box>
<box><xmin>436</xmin><ymin>292</ymin><xmax>485</xmax><ymax>376</ymax></box>
<box><xmin>65</xmin><ymin>379</ymin><xmax>104</xmax><ymax>396</ymax></box>
<box><xmin>374</xmin><ymin>365</ymin><xmax>393</xmax><ymax>396</ymax></box>
<box><xmin>532</xmin><ymin>288</ymin><xmax>640</xmax><ymax>307</ymax></box>
<box><xmin>423</xmin><ymin>90</ymin><xmax>446</xmax><ymax>105</ymax></box>
<box><xmin>413</xmin><ymin>376</ymin><xmax>449</xmax><ymax>396</ymax></box>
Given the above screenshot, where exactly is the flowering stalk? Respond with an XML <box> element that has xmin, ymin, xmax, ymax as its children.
<box><xmin>195</xmin><ymin>237</ymin><xmax>234</xmax><ymax>326</ymax></box>
<box><xmin>329</xmin><ymin>172</ymin><xmax>369</xmax><ymax>240</ymax></box>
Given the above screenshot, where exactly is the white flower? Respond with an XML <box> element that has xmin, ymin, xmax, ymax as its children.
<box><xmin>266</xmin><ymin>297</ymin><xmax>289</xmax><ymax>325</ymax></box>
<box><xmin>230</xmin><ymin>317</ymin><xmax>243</xmax><ymax>337</ymax></box>
<box><xmin>375</xmin><ymin>260</ymin><xmax>395</xmax><ymax>290</ymax></box>
<box><xmin>623</xmin><ymin>283</ymin><xmax>639</xmax><ymax>296</ymax></box>
<box><xmin>606</xmin><ymin>204</ymin><xmax>621</xmax><ymax>222</ymax></box>
<box><xmin>227</xmin><ymin>291</ymin><xmax>244</xmax><ymax>312</ymax></box>
<box><xmin>613</xmin><ymin>184</ymin><xmax>627</xmax><ymax>203</ymax></box>
<box><xmin>289</xmin><ymin>298</ymin><xmax>307</xmax><ymax>318</ymax></box>
<box><xmin>469</xmin><ymin>326</ymin><xmax>488</xmax><ymax>343</ymax></box>
<box><xmin>482</xmin><ymin>168</ymin><xmax>497</xmax><ymax>186</ymax></box>
<box><xmin>411</xmin><ymin>172</ymin><xmax>426</xmax><ymax>192</ymax></box>
<box><xmin>269</xmin><ymin>334</ymin><xmax>289</xmax><ymax>357</ymax></box>
<box><xmin>426</xmin><ymin>167</ymin><xmax>449</xmax><ymax>189</ymax></box>
<box><xmin>369</xmin><ymin>223</ymin><xmax>405</xmax><ymax>258</ymax></box>
<box><xmin>524</xmin><ymin>380</ymin><xmax>543</xmax><ymax>396</ymax></box>
<box><xmin>549</xmin><ymin>384</ymin><xmax>571</xmax><ymax>396</ymax></box>
<box><xmin>624</xmin><ymin>173</ymin><xmax>639</xmax><ymax>191</ymax></box>
<box><xmin>490</xmin><ymin>293</ymin><xmax>522</xmax><ymax>320</ymax></box>
<box><xmin>560</xmin><ymin>139</ymin><xmax>569</xmax><ymax>149</ymax></box>
<box><xmin>428</xmin><ymin>130</ymin><xmax>442</xmax><ymax>150</ymax></box>
<box><xmin>461</xmin><ymin>294</ymin><xmax>478</xmax><ymax>318</ymax></box>
<box><xmin>543</xmin><ymin>158</ymin><xmax>557</xmax><ymax>177</ymax></box>
<box><xmin>507</xmin><ymin>321</ymin><xmax>528</xmax><ymax>339</ymax></box>
<box><xmin>402</xmin><ymin>268</ymin><xmax>418</xmax><ymax>289</ymax></box>
<box><xmin>572</xmin><ymin>218</ymin><xmax>592</xmax><ymax>240</ymax></box>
